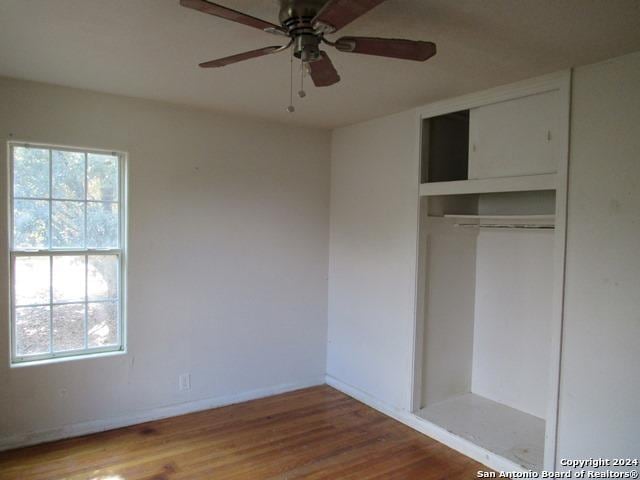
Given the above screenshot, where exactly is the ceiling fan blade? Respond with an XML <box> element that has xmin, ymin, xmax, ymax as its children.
<box><xmin>335</xmin><ymin>37</ymin><xmax>437</xmax><ymax>62</ymax></box>
<box><xmin>199</xmin><ymin>46</ymin><xmax>283</xmax><ymax>68</ymax></box>
<box><xmin>308</xmin><ymin>52</ymin><xmax>341</xmax><ymax>87</ymax></box>
<box><xmin>312</xmin><ymin>0</ymin><xmax>387</xmax><ymax>33</ymax></box>
<box><xmin>180</xmin><ymin>0</ymin><xmax>285</xmax><ymax>33</ymax></box>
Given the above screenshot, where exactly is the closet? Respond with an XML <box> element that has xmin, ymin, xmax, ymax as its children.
<box><xmin>411</xmin><ymin>73</ymin><xmax>570</xmax><ymax>472</ymax></box>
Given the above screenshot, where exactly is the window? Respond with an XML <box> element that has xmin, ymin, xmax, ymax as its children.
<box><xmin>9</xmin><ymin>142</ymin><xmax>126</xmax><ymax>364</ymax></box>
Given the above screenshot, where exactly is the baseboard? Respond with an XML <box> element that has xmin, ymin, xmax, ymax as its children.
<box><xmin>0</xmin><ymin>375</ymin><xmax>325</xmax><ymax>452</ymax></box>
<box><xmin>325</xmin><ymin>374</ymin><xmax>528</xmax><ymax>474</ymax></box>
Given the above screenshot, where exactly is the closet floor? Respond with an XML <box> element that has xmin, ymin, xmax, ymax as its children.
<box><xmin>417</xmin><ymin>392</ymin><xmax>545</xmax><ymax>470</ymax></box>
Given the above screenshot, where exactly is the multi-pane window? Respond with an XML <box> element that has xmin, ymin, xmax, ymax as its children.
<box><xmin>9</xmin><ymin>143</ymin><xmax>126</xmax><ymax>364</ymax></box>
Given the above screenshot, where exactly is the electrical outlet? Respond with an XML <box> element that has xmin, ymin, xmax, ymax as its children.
<box><xmin>179</xmin><ymin>373</ymin><xmax>191</xmax><ymax>391</ymax></box>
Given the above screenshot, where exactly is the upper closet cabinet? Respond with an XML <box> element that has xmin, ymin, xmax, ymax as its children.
<box><xmin>468</xmin><ymin>90</ymin><xmax>560</xmax><ymax>179</ymax></box>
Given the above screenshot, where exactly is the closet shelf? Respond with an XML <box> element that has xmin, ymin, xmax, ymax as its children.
<box><xmin>419</xmin><ymin>173</ymin><xmax>557</xmax><ymax>197</ymax></box>
<box><xmin>443</xmin><ymin>214</ymin><xmax>555</xmax><ymax>221</ymax></box>
<box><xmin>428</xmin><ymin>214</ymin><xmax>556</xmax><ymax>229</ymax></box>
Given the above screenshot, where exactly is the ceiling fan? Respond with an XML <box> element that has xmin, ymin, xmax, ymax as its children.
<box><xmin>180</xmin><ymin>0</ymin><xmax>437</xmax><ymax>89</ymax></box>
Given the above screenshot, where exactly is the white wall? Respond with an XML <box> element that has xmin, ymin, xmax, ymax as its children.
<box><xmin>0</xmin><ymin>77</ymin><xmax>330</xmax><ymax>448</ymax></box>
<box><xmin>556</xmin><ymin>52</ymin><xmax>640</xmax><ymax>464</ymax></box>
<box><xmin>421</xmin><ymin>220</ymin><xmax>476</xmax><ymax>408</ymax></box>
<box><xmin>472</xmin><ymin>229</ymin><xmax>554</xmax><ymax>420</ymax></box>
<box><xmin>326</xmin><ymin>110</ymin><xmax>419</xmax><ymax>410</ymax></box>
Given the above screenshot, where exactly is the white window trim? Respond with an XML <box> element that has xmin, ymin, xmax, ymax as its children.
<box><xmin>7</xmin><ymin>141</ymin><xmax>128</xmax><ymax>366</ymax></box>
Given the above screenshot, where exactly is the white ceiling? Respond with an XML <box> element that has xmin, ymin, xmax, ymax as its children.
<box><xmin>1</xmin><ymin>0</ymin><xmax>639</xmax><ymax>129</ymax></box>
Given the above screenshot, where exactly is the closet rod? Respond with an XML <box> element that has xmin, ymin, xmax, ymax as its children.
<box><xmin>454</xmin><ymin>223</ymin><xmax>555</xmax><ymax>230</ymax></box>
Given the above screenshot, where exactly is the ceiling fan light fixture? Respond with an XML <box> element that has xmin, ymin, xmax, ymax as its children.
<box><xmin>293</xmin><ymin>32</ymin><xmax>322</xmax><ymax>62</ymax></box>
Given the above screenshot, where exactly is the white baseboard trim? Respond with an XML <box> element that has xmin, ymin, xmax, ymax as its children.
<box><xmin>0</xmin><ymin>376</ymin><xmax>325</xmax><ymax>452</ymax></box>
<box><xmin>325</xmin><ymin>374</ymin><xmax>528</xmax><ymax>474</ymax></box>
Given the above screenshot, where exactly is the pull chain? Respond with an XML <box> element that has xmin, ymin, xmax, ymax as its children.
<box><xmin>287</xmin><ymin>49</ymin><xmax>295</xmax><ymax>113</ymax></box>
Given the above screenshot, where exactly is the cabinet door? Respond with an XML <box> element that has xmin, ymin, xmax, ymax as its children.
<box><xmin>469</xmin><ymin>90</ymin><xmax>559</xmax><ymax>179</ymax></box>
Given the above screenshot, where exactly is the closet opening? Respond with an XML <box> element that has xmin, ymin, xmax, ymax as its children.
<box><xmin>421</xmin><ymin>110</ymin><xmax>470</xmax><ymax>183</ymax></box>
<box><xmin>415</xmin><ymin>190</ymin><xmax>557</xmax><ymax>470</ymax></box>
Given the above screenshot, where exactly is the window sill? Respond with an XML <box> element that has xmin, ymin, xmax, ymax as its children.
<box><xmin>10</xmin><ymin>348</ymin><xmax>127</xmax><ymax>368</ymax></box>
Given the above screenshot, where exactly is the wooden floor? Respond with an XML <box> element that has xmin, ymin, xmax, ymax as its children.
<box><xmin>0</xmin><ymin>386</ymin><xmax>486</xmax><ymax>480</ymax></box>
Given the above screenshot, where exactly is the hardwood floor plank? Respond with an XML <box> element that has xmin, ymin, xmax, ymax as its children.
<box><xmin>0</xmin><ymin>385</ymin><xmax>486</xmax><ymax>479</ymax></box>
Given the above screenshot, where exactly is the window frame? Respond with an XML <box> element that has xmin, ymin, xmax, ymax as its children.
<box><xmin>7</xmin><ymin>141</ymin><xmax>128</xmax><ymax>366</ymax></box>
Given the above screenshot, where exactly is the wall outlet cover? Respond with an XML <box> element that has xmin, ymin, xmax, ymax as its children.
<box><xmin>179</xmin><ymin>373</ymin><xmax>191</xmax><ymax>391</ymax></box>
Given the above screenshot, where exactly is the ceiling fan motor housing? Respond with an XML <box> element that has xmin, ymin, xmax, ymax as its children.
<box><xmin>278</xmin><ymin>0</ymin><xmax>326</xmax><ymax>25</ymax></box>
<box><xmin>279</xmin><ymin>0</ymin><xmax>327</xmax><ymax>62</ymax></box>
